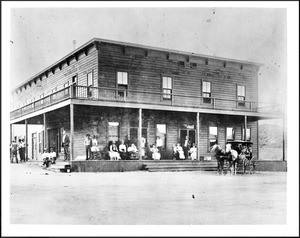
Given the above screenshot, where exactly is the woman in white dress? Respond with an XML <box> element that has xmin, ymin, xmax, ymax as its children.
<box><xmin>189</xmin><ymin>143</ymin><xmax>197</xmax><ymax>160</ymax></box>
<box><xmin>109</xmin><ymin>141</ymin><xmax>121</xmax><ymax>160</ymax></box>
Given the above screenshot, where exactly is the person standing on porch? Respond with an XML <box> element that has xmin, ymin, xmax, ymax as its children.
<box><xmin>21</xmin><ymin>139</ymin><xmax>26</xmax><ymax>162</ymax></box>
<box><xmin>62</xmin><ymin>130</ymin><xmax>70</xmax><ymax>161</ymax></box>
<box><xmin>183</xmin><ymin>136</ymin><xmax>190</xmax><ymax>160</ymax></box>
<box><xmin>10</xmin><ymin>139</ymin><xmax>19</xmax><ymax>163</ymax></box>
<box><xmin>189</xmin><ymin>143</ymin><xmax>197</xmax><ymax>161</ymax></box>
<box><xmin>156</xmin><ymin>136</ymin><xmax>163</xmax><ymax>152</ymax></box>
<box><xmin>84</xmin><ymin>134</ymin><xmax>92</xmax><ymax>160</ymax></box>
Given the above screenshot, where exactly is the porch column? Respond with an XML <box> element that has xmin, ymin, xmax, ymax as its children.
<box><xmin>70</xmin><ymin>104</ymin><xmax>74</xmax><ymax>162</ymax></box>
<box><xmin>43</xmin><ymin>113</ymin><xmax>47</xmax><ymax>150</ymax></box>
<box><xmin>244</xmin><ymin>115</ymin><xmax>247</xmax><ymax>141</ymax></box>
<box><xmin>25</xmin><ymin>119</ymin><xmax>28</xmax><ymax>160</ymax></box>
<box><xmin>283</xmin><ymin>115</ymin><xmax>286</xmax><ymax>161</ymax></box>
<box><xmin>196</xmin><ymin>112</ymin><xmax>200</xmax><ymax>161</ymax></box>
<box><xmin>10</xmin><ymin>124</ymin><xmax>12</xmax><ymax>143</ymax></box>
<box><xmin>138</xmin><ymin>108</ymin><xmax>142</xmax><ymax>160</ymax></box>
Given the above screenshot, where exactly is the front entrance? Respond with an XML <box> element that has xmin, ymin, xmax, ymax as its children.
<box><xmin>32</xmin><ymin>133</ymin><xmax>38</xmax><ymax>160</ymax></box>
<box><xmin>179</xmin><ymin>129</ymin><xmax>196</xmax><ymax>146</ymax></box>
<box><xmin>48</xmin><ymin>128</ymin><xmax>60</xmax><ymax>157</ymax></box>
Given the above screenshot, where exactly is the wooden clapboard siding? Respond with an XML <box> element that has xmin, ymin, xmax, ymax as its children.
<box><xmin>97</xmin><ymin>43</ymin><xmax>258</xmax><ymax>110</ymax></box>
<box><xmin>12</xmin><ymin>45</ymin><xmax>98</xmax><ymax>110</ymax></box>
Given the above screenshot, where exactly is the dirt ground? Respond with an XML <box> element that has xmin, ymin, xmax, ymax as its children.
<box><xmin>10</xmin><ymin>163</ymin><xmax>287</xmax><ymax>225</ymax></box>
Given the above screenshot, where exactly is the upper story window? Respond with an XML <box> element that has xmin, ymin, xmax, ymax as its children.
<box><xmin>52</xmin><ymin>87</ymin><xmax>57</xmax><ymax>100</ymax></box>
<box><xmin>87</xmin><ymin>71</ymin><xmax>93</xmax><ymax>97</ymax></box>
<box><xmin>40</xmin><ymin>93</ymin><xmax>44</xmax><ymax>105</ymax></box>
<box><xmin>237</xmin><ymin>85</ymin><xmax>246</xmax><ymax>106</ymax></box>
<box><xmin>31</xmin><ymin>98</ymin><xmax>35</xmax><ymax>108</ymax></box>
<box><xmin>162</xmin><ymin>76</ymin><xmax>172</xmax><ymax>100</ymax></box>
<box><xmin>117</xmin><ymin>71</ymin><xmax>128</xmax><ymax>97</ymax></box>
<box><xmin>64</xmin><ymin>82</ymin><xmax>69</xmax><ymax>96</ymax></box>
<box><xmin>237</xmin><ymin>85</ymin><xmax>246</xmax><ymax>101</ymax></box>
<box><xmin>202</xmin><ymin>81</ymin><xmax>212</xmax><ymax>104</ymax></box>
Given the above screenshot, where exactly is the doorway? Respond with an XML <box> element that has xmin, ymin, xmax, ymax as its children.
<box><xmin>179</xmin><ymin>129</ymin><xmax>196</xmax><ymax>146</ymax></box>
<box><xmin>32</xmin><ymin>133</ymin><xmax>38</xmax><ymax>160</ymax></box>
<box><xmin>48</xmin><ymin>128</ymin><xmax>59</xmax><ymax>157</ymax></box>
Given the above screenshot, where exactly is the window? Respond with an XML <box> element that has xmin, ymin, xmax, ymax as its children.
<box><xmin>117</xmin><ymin>71</ymin><xmax>128</xmax><ymax>97</ymax></box>
<box><xmin>52</xmin><ymin>87</ymin><xmax>57</xmax><ymax>100</ymax></box>
<box><xmin>87</xmin><ymin>71</ymin><xmax>93</xmax><ymax>97</ymax></box>
<box><xmin>226</xmin><ymin>127</ymin><xmax>235</xmax><ymax>141</ymax></box>
<box><xmin>156</xmin><ymin>124</ymin><xmax>166</xmax><ymax>149</ymax></box>
<box><xmin>31</xmin><ymin>98</ymin><xmax>35</xmax><ymax>108</ymax></box>
<box><xmin>108</xmin><ymin>122</ymin><xmax>119</xmax><ymax>142</ymax></box>
<box><xmin>40</xmin><ymin>93</ymin><xmax>44</xmax><ymax>105</ymax></box>
<box><xmin>209</xmin><ymin>126</ymin><xmax>218</xmax><ymax>149</ymax></box>
<box><xmin>64</xmin><ymin>82</ymin><xmax>69</xmax><ymax>96</ymax></box>
<box><xmin>237</xmin><ymin>85</ymin><xmax>246</xmax><ymax>106</ymax></box>
<box><xmin>162</xmin><ymin>76</ymin><xmax>172</xmax><ymax>100</ymax></box>
<box><xmin>72</xmin><ymin>75</ymin><xmax>78</xmax><ymax>97</ymax></box>
<box><xmin>242</xmin><ymin>128</ymin><xmax>251</xmax><ymax>141</ymax></box>
<box><xmin>203</xmin><ymin>81</ymin><xmax>212</xmax><ymax>103</ymax></box>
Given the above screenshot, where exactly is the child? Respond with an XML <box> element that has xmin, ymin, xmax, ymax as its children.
<box><xmin>42</xmin><ymin>148</ymin><xmax>51</xmax><ymax>168</ymax></box>
<box><xmin>49</xmin><ymin>148</ymin><xmax>57</xmax><ymax>164</ymax></box>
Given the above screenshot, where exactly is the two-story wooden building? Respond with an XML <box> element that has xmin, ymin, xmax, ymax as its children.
<box><xmin>10</xmin><ymin>38</ymin><xmax>280</xmax><ymax>168</ymax></box>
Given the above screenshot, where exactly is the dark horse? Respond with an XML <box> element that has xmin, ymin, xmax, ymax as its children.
<box><xmin>210</xmin><ymin>144</ymin><xmax>239</xmax><ymax>175</ymax></box>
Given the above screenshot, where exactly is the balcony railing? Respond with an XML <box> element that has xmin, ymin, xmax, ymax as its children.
<box><xmin>10</xmin><ymin>85</ymin><xmax>282</xmax><ymax>120</ymax></box>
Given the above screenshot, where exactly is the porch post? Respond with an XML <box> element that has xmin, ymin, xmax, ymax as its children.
<box><xmin>25</xmin><ymin>119</ymin><xmax>28</xmax><ymax>160</ymax></box>
<box><xmin>196</xmin><ymin>112</ymin><xmax>200</xmax><ymax>161</ymax></box>
<box><xmin>244</xmin><ymin>115</ymin><xmax>247</xmax><ymax>141</ymax></box>
<box><xmin>43</xmin><ymin>113</ymin><xmax>47</xmax><ymax>150</ymax></box>
<box><xmin>10</xmin><ymin>124</ymin><xmax>12</xmax><ymax>143</ymax></box>
<box><xmin>283</xmin><ymin>115</ymin><xmax>285</xmax><ymax>161</ymax></box>
<box><xmin>70</xmin><ymin>104</ymin><xmax>74</xmax><ymax>162</ymax></box>
<box><xmin>138</xmin><ymin>108</ymin><xmax>142</xmax><ymax>160</ymax></box>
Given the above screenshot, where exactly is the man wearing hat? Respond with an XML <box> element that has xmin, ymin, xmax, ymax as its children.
<box><xmin>84</xmin><ymin>134</ymin><xmax>92</xmax><ymax>160</ymax></box>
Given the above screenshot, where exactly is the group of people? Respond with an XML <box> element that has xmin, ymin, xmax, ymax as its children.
<box><xmin>109</xmin><ymin>140</ymin><xmax>139</xmax><ymax>160</ymax></box>
<box><xmin>173</xmin><ymin>143</ymin><xmax>197</xmax><ymax>160</ymax></box>
<box><xmin>42</xmin><ymin>147</ymin><xmax>57</xmax><ymax>168</ymax></box>
<box><xmin>84</xmin><ymin>134</ymin><xmax>101</xmax><ymax>160</ymax></box>
<box><xmin>10</xmin><ymin>138</ymin><xmax>26</xmax><ymax>163</ymax></box>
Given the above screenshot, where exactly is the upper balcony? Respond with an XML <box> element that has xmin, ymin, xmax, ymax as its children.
<box><xmin>10</xmin><ymin>85</ymin><xmax>282</xmax><ymax>121</ymax></box>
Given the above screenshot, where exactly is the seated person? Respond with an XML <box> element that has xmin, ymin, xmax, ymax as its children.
<box><xmin>109</xmin><ymin>140</ymin><xmax>120</xmax><ymax>160</ymax></box>
<box><xmin>174</xmin><ymin>143</ymin><xmax>185</xmax><ymax>160</ymax></box>
<box><xmin>150</xmin><ymin>144</ymin><xmax>161</xmax><ymax>160</ymax></box>
<box><xmin>128</xmin><ymin>143</ymin><xmax>139</xmax><ymax>159</ymax></box>
<box><xmin>49</xmin><ymin>147</ymin><xmax>57</xmax><ymax>164</ymax></box>
<box><xmin>189</xmin><ymin>143</ymin><xmax>197</xmax><ymax>160</ymax></box>
<box><xmin>118</xmin><ymin>140</ymin><xmax>128</xmax><ymax>160</ymax></box>
<box><xmin>42</xmin><ymin>148</ymin><xmax>51</xmax><ymax>168</ymax></box>
<box><xmin>91</xmin><ymin>135</ymin><xmax>100</xmax><ymax>159</ymax></box>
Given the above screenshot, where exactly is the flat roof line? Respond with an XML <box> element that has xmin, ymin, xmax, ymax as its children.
<box><xmin>11</xmin><ymin>37</ymin><xmax>263</xmax><ymax>93</ymax></box>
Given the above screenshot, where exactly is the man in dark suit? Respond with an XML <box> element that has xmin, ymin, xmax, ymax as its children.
<box><xmin>62</xmin><ymin>130</ymin><xmax>70</xmax><ymax>161</ymax></box>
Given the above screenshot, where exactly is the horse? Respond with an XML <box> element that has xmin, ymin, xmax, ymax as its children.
<box><xmin>225</xmin><ymin>143</ymin><xmax>240</xmax><ymax>175</ymax></box>
<box><xmin>210</xmin><ymin>144</ymin><xmax>232</xmax><ymax>175</ymax></box>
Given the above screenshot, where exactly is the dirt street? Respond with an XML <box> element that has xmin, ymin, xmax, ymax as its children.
<box><xmin>10</xmin><ymin>163</ymin><xmax>286</xmax><ymax>225</ymax></box>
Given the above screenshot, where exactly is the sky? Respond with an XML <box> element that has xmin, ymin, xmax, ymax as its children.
<box><xmin>9</xmin><ymin>6</ymin><xmax>287</xmax><ymax>107</ymax></box>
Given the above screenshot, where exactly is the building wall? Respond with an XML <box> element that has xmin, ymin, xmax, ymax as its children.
<box><xmin>97</xmin><ymin>43</ymin><xmax>259</xmax><ymax>108</ymax></box>
<box><xmin>11</xmin><ymin>45</ymin><xmax>98</xmax><ymax>110</ymax></box>
<box><xmin>65</xmin><ymin>106</ymin><xmax>258</xmax><ymax>160</ymax></box>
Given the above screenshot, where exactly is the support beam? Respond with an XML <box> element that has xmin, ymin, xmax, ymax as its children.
<box><xmin>283</xmin><ymin>116</ymin><xmax>285</xmax><ymax>161</ymax></box>
<box><xmin>25</xmin><ymin>119</ymin><xmax>28</xmax><ymax>160</ymax></box>
<box><xmin>244</xmin><ymin>115</ymin><xmax>247</xmax><ymax>141</ymax></box>
<box><xmin>70</xmin><ymin>104</ymin><xmax>74</xmax><ymax>162</ymax></box>
<box><xmin>196</xmin><ymin>112</ymin><xmax>200</xmax><ymax>161</ymax></box>
<box><xmin>10</xmin><ymin>124</ymin><xmax>12</xmax><ymax>143</ymax></box>
<box><xmin>138</xmin><ymin>108</ymin><xmax>142</xmax><ymax>160</ymax></box>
